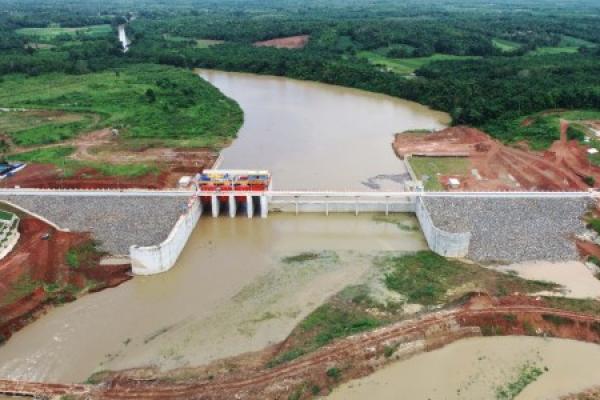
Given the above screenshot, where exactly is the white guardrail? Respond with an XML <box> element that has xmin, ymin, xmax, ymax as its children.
<box><xmin>0</xmin><ymin>188</ymin><xmax>596</xmax><ymax>198</ymax></box>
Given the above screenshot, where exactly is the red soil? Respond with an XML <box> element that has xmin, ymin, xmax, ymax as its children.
<box><xmin>254</xmin><ymin>35</ymin><xmax>310</xmax><ymax>49</ymax></box>
<box><xmin>2</xmin><ymin>294</ymin><xmax>600</xmax><ymax>400</ymax></box>
<box><xmin>394</xmin><ymin>125</ymin><xmax>600</xmax><ymax>191</ymax></box>
<box><xmin>0</xmin><ymin>150</ymin><xmax>216</xmax><ymax>189</ymax></box>
<box><xmin>0</xmin><ymin>211</ymin><xmax>131</xmax><ymax>343</ymax></box>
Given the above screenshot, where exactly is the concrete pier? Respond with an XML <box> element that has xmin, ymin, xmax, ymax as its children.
<box><xmin>228</xmin><ymin>195</ymin><xmax>237</xmax><ymax>218</ymax></box>
<box><xmin>260</xmin><ymin>195</ymin><xmax>269</xmax><ymax>218</ymax></box>
<box><xmin>211</xmin><ymin>195</ymin><xmax>220</xmax><ymax>218</ymax></box>
<box><xmin>246</xmin><ymin>195</ymin><xmax>254</xmax><ymax>218</ymax></box>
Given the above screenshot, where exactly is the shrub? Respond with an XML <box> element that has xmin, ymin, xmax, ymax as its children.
<box><xmin>326</xmin><ymin>367</ymin><xmax>341</xmax><ymax>380</ymax></box>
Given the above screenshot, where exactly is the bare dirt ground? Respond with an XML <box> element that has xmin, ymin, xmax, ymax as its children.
<box><xmin>3</xmin><ymin>129</ymin><xmax>217</xmax><ymax>189</ymax></box>
<box><xmin>394</xmin><ymin>124</ymin><xmax>600</xmax><ymax>191</ymax></box>
<box><xmin>2</xmin><ymin>294</ymin><xmax>600</xmax><ymax>399</ymax></box>
<box><xmin>0</xmin><ymin>204</ymin><xmax>131</xmax><ymax>343</ymax></box>
<box><xmin>254</xmin><ymin>35</ymin><xmax>310</xmax><ymax>49</ymax></box>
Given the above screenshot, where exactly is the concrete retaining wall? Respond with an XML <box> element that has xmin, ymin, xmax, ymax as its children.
<box><xmin>130</xmin><ymin>197</ymin><xmax>202</xmax><ymax>275</ymax></box>
<box><xmin>416</xmin><ymin>197</ymin><xmax>470</xmax><ymax>257</ymax></box>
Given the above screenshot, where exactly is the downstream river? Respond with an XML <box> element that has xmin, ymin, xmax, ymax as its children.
<box><xmin>0</xmin><ymin>71</ymin><xmax>446</xmax><ymax>382</ymax></box>
<box><xmin>198</xmin><ymin>69</ymin><xmax>449</xmax><ymax>190</ymax></box>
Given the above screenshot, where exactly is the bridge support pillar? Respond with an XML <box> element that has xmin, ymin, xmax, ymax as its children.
<box><xmin>325</xmin><ymin>196</ymin><xmax>329</xmax><ymax>216</ymax></box>
<box><xmin>228</xmin><ymin>195</ymin><xmax>237</xmax><ymax>218</ymax></box>
<box><xmin>246</xmin><ymin>195</ymin><xmax>254</xmax><ymax>218</ymax></box>
<box><xmin>211</xmin><ymin>195</ymin><xmax>220</xmax><ymax>218</ymax></box>
<box><xmin>355</xmin><ymin>196</ymin><xmax>359</xmax><ymax>216</ymax></box>
<box><xmin>260</xmin><ymin>195</ymin><xmax>269</xmax><ymax>218</ymax></box>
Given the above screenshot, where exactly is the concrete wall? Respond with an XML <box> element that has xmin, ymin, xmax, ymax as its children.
<box><xmin>416</xmin><ymin>197</ymin><xmax>470</xmax><ymax>258</ymax></box>
<box><xmin>130</xmin><ymin>197</ymin><xmax>201</xmax><ymax>275</ymax></box>
<box><xmin>269</xmin><ymin>198</ymin><xmax>416</xmax><ymax>214</ymax></box>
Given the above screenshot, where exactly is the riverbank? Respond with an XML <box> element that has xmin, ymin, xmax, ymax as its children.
<box><xmin>0</xmin><ymin>65</ymin><xmax>242</xmax><ymax>188</ymax></box>
<box><xmin>4</xmin><ymin>293</ymin><xmax>600</xmax><ymax>399</ymax></box>
<box><xmin>0</xmin><ymin>202</ymin><xmax>131</xmax><ymax>344</ymax></box>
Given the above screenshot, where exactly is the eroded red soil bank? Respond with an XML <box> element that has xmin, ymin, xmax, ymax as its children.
<box><xmin>0</xmin><ymin>210</ymin><xmax>131</xmax><ymax>343</ymax></box>
<box><xmin>2</xmin><ymin>294</ymin><xmax>600</xmax><ymax>399</ymax></box>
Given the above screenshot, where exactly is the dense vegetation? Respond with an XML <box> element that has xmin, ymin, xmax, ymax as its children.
<box><xmin>0</xmin><ymin>64</ymin><xmax>242</xmax><ymax>147</ymax></box>
<box><xmin>1</xmin><ymin>0</ymin><xmax>600</xmax><ymax>149</ymax></box>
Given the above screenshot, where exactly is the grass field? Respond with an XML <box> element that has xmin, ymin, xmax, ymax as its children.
<box><xmin>408</xmin><ymin>156</ymin><xmax>470</xmax><ymax>190</ymax></box>
<box><xmin>530</xmin><ymin>46</ymin><xmax>580</xmax><ymax>55</ymax></box>
<box><xmin>163</xmin><ymin>34</ymin><xmax>224</xmax><ymax>48</ymax></box>
<box><xmin>0</xmin><ymin>64</ymin><xmax>243</xmax><ymax>148</ymax></box>
<box><xmin>6</xmin><ymin>146</ymin><xmax>158</xmax><ymax>177</ymax></box>
<box><xmin>493</xmin><ymin>38</ymin><xmax>520</xmax><ymax>52</ymax></box>
<box><xmin>0</xmin><ymin>111</ymin><xmax>97</xmax><ymax>146</ymax></box>
<box><xmin>358</xmin><ymin>51</ymin><xmax>481</xmax><ymax>75</ymax></box>
<box><xmin>16</xmin><ymin>25</ymin><xmax>112</xmax><ymax>42</ymax></box>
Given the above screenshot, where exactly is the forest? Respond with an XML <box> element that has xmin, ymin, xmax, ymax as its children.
<box><xmin>1</xmin><ymin>0</ymin><xmax>600</xmax><ymax>147</ymax></box>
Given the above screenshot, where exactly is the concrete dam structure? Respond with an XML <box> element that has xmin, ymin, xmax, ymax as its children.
<box><xmin>0</xmin><ymin>185</ymin><xmax>594</xmax><ymax>276</ymax></box>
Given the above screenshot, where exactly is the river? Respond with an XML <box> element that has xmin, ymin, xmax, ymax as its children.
<box><xmin>328</xmin><ymin>336</ymin><xmax>600</xmax><ymax>399</ymax></box>
<box><xmin>198</xmin><ymin>69</ymin><xmax>449</xmax><ymax>190</ymax></box>
<box><xmin>0</xmin><ymin>71</ymin><xmax>446</xmax><ymax>383</ymax></box>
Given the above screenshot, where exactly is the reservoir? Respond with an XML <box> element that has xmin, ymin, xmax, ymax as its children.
<box><xmin>198</xmin><ymin>69</ymin><xmax>449</xmax><ymax>190</ymax></box>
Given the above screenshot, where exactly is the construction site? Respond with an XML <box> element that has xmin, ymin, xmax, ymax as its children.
<box><xmin>1</xmin><ymin>70</ymin><xmax>600</xmax><ymax>400</ymax></box>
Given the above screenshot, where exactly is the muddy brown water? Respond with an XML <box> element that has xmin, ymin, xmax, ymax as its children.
<box><xmin>0</xmin><ymin>214</ymin><xmax>426</xmax><ymax>382</ymax></box>
<box><xmin>198</xmin><ymin>69</ymin><xmax>450</xmax><ymax>190</ymax></box>
<box><xmin>0</xmin><ymin>71</ymin><xmax>449</xmax><ymax>383</ymax></box>
<box><xmin>327</xmin><ymin>336</ymin><xmax>600</xmax><ymax>400</ymax></box>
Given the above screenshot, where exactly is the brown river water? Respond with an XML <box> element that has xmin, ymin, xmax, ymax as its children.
<box><xmin>198</xmin><ymin>69</ymin><xmax>449</xmax><ymax>190</ymax></box>
<box><xmin>327</xmin><ymin>336</ymin><xmax>600</xmax><ymax>400</ymax></box>
<box><xmin>0</xmin><ymin>71</ymin><xmax>444</xmax><ymax>383</ymax></box>
<box><xmin>2</xmin><ymin>72</ymin><xmax>597</xmax><ymax>399</ymax></box>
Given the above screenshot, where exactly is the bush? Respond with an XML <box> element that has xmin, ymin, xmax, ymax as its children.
<box><xmin>588</xmin><ymin>219</ymin><xmax>600</xmax><ymax>234</ymax></box>
<box><xmin>326</xmin><ymin>367</ymin><xmax>341</xmax><ymax>380</ymax></box>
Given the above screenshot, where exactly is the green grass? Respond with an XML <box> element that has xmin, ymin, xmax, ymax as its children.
<box><xmin>0</xmin><ymin>210</ymin><xmax>15</xmax><ymax>221</ymax></box>
<box><xmin>485</xmin><ymin>109</ymin><xmax>600</xmax><ymax>150</ymax></box>
<box><xmin>493</xmin><ymin>38</ymin><xmax>520</xmax><ymax>52</ymax></box>
<box><xmin>196</xmin><ymin>39</ymin><xmax>225</xmax><ymax>48</ymax></box>
<box><xmin>163</xmin><ymin>35</ymin><xmax>224</xmax><ymax>48</ymax></box>
<box><xmin>0</xmin><ymin>112</ymin><xmax>97</xmax><ymax>147</ymax></box>
<box><xmin>0</xmin><ymin>64</ymin><xmax>243</xmax><ymax>148</ymax></box>
<box><xmin>380</xmin><ymin>251</ymin><xmax>558</xmax><ymax>305</ymax></box>
<box><xmin>7</xmin><ymin>146</ymin><xmax>159</xmax><ymax>177</ymax></box>
<box><xmin>0</xmin><ymin>274</ymin><xmax>42</xmax><ymax>307</ymax></box>
<box><xmin>408</xmin><ymin>156</ymin><xmax>470</xmax><ymax>191</ymax></box>
<box><xmin>530</xmin><ymin>46</ymin><xmax>580</xmax><ymax>55</ymax></box>
<box><xmin>16</xmin><ymin>25</ymin><xmax>112</xmax><ymax>42</ymax></box>
<box><xmin>496</xmin><ymin>362</ymin><xmax>545</xmax><ymax>400</ymax></box>
<box><xmin>358</xmin><ymin>51</ymin><xmax>481</xmax><ymax>75</ymax></box>
<box><xmin>65</xmin><ymin>241</ymin><xmax>100</xmax><ymax>270</ymax></box>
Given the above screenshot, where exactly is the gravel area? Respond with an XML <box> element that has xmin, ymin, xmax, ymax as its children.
<box><xmin>0</xmin><ymin>196</ymin><xmax>188</xmax><ymax>255</ymax></box>
<box><xmin>423</xmin><ymin>197</ymin><xmax>590</xmax><ymax>263</ymax></box>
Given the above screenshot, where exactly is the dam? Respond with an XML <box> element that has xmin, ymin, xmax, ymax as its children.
<box><xmin>0</xmin><ymin>70</ymin><xmax>592</xmax><ymax>384</ymax></box>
